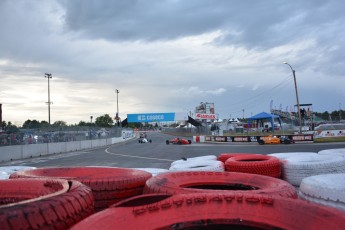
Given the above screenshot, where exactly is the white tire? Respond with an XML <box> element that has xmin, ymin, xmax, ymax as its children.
<box><xmin>281</xmin><ymin>155</ymin><xmax>345</xmax><ymax>186</ymax></box>
<box><xmin>0</xmin><ymin>171</ymin><xmax>9</xmax><ymax>180</ymax></box>
<box><xmin>318</xmin><ymin>148</ymin><xmax>345</xmax><ymax>157</ymax></box>
<box><xmin>299</xmin><ymin>173</ymin><xmax>345</xmax><ymax>211</ymax></box>
<box><xmin>268</xmin><ymin>152</ymin><xmax>317</xmax><ymax>160</ymax></box>
<box><xmin>133</xmin><ymin>168</ymin><xmax>169</xmax><ymax>177</ymax></box>
<box><xmin>170</xmin><ymin>155</ymin><xmax>217</xmax><ymax>166</ymax></box>
<box><xmin>0</xmin><ymin>166</ymin><xmax>36</xmax><ymax>175</ymax></box>
<box><xmin>169</xmin><ymin>160</ymin><xmax>225</xmax><ymax>172</ymax></box>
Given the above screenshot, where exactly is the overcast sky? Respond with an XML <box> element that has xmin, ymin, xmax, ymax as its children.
<box><xmin>1</xmin><ymin>0</ymin><xmax>344</xmax><ymax>125</ymax></box>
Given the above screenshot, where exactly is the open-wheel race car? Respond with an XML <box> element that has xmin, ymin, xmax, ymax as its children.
<box><xmin>258</xmin><ymin>135</ymin><xmax>294</xmax><ymax>145</ymax></box>
<box><xmin>139</xmin><ymin>138</ymin><xmax>152</xmax><ymax>143</ymax></box>
<box><xmin>138</xmin><ymin>132</ymin><xmax>152</xmax><ymax>143</ymax></box>
<box><xmin>166</xmin><ymin>137</ymin><xmax>192</xmax><ymax>145</ymax></box>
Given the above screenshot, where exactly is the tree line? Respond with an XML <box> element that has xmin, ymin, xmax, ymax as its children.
<box><xmin>1</xmin><ymin>110</ymin><xmax>344</xmax><ymax>134</ymax></box>
<box><xmin>314</xmin><ymin>110</ymin><xmax>345</xmax><ymax>121</ymax></box>
<box><xmin>1</xmin><ymin>114</ymin><xmax>159</xmax><ymax>133</ymax></box>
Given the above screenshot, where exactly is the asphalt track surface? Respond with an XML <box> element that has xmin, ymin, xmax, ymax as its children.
<box><xmin>1</xmin><ymin>132</ymin><xmax>345</xmax><ymax>169</ymax></box>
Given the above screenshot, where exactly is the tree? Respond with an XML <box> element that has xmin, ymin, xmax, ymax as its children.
<box><xmin>22</xmin><ymin>119</ymin><xmax>41</xmax><ymax>129</ymax></box>
<box><xmin>78</xmin><ymin>121</ymin><xmax>87</xmax><ymax>126</ymax></box>
<box><xmin>40</xmin><ymin>121</ymin><xmax>49</xmax><ymax>128</ymax></box>
<box><xmin>95</xmin><ymin>114</ymin><xmax>114</xmax><ymax>127</ymax></box>
<box><xmin>2</xmin><ymin>121</ymin><xmax>19</xmax><ymax>133</ymax></box>
<box><xmin>52</xmin><ymin>120</ymin><xmax>67</xmax><ymax>127</ymax></box>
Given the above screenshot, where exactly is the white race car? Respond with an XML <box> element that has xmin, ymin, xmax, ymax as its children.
<box><xmin>138</xmin><ymin>137</ymin><xmax>152</xmax><ymax>143</ymax></box>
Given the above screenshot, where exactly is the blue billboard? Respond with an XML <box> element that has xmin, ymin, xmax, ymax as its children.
<box><xmin>127</xmin><ymin>113</ymin><xmax>175</xmax><ymax>122</ymax></box>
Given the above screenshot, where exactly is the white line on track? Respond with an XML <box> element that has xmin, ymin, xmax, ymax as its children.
<box><xmin>105</xmin><ymin>147</ymin><xmax>174</xmax><ymax>162</ymax></box>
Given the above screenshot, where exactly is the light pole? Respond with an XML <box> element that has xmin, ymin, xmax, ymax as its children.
<box><xmin>115</xmin><ymin>89</ymin><xmax>120</xmax><ymax>126</ymax></box>
<box><xmin>339</xmin><ymin>103</ymin><xmax>342</xmax><ymax>121</ymax></box>
<box><xmin>89</xmin><ymin>116</ymin><xmax>93</xmax><ymax>139</ymax></box>
<box><xmin>283</xmin><ymin>62</ymin><xmax>302</xmax><ymax>134</ymax></box>
<box><xmin>44</xmin><ymin>73</ymin><xmax>52</xmax><ymax>125</ymax></box>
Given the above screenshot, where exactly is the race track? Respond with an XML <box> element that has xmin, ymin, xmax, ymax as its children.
<box><xmin>1</xmin><ymin>132</ymin><xmax>345</xmax><ymax>169</ymax></box>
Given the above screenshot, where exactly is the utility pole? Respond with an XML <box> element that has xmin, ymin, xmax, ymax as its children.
<box><xmin>340</xmin><ymin>103</ymin><xmax>342</xmax><ymax>121</ymax></box>
<box><xmin>44</xmin><ymin>73</ymin><xmax>52</xmax><ymax>125</ymax></box>
<box><xmin>283</xmin><ymin>62</ymin><xmax>302</xmax><ymax>134</ymax></box>
<box><xmin>115</xmin><ymin>89</ymin><xmax>120</xmax><ymax>126</ymax></box>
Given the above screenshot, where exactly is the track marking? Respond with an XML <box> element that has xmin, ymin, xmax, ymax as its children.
<box><xmin>105</xmin><ymin>147</ymin><xmax>174</xmax><ymax>162</ymax></box>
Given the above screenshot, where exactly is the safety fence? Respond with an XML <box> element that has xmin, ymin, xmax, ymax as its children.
<box><xmin>0</xmin><ymin>129</ymin><xmax>135</xmax><ymax>162</ymax></box>
<box><xmin>0</xmin><ymin>126</ymin><xmax>125</xmax><ymax>146</ymax></box>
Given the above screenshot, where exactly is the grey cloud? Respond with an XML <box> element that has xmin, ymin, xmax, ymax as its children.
<box><xmin>60</xmin><ymin>0</ymin><xmax>345</xmax><ymax>48</ymax></box>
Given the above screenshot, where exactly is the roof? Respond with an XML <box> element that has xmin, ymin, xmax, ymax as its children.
<box><xmin>248</xmin><ymin>112</ymin><xmax>280</xmax><ymax>120</ymax></box>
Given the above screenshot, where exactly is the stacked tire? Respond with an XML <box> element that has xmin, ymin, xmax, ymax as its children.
<box><xmin>10</xmin><ymin>167</ymin><xmax>152</xmax><ymax>211</ymax></box>
<box><xmin>224</xmin><ymin>154</ymin><xmax>281</xmax><ymax>178</ymax></box>
<box><xmin>143</xmin><ymin>171</ymin><xmax>297</xmax><ymax>198</ymax></box>
<box><xmin>299</xmin><ymin>173</ymin><xmax>345</xmax><ymax>211</ymax></box>
<box><xmin>269</xmin><ymin>154</ymin><xmax>345</xmax><ymax>186</ymax></box>
<box><xmin>71</xmin><ymin>192</ymin><xmax>345</xmax><ymax>230</ymax></box>
<box><xmin>0</xmin><ymin>178</ymin><xmax>94</xmax><ymax>230</ymax></box>
<box><xmin>169</xmin><ymin>155</ymin><xmax>225</xmax><ymax>172</ymax></box>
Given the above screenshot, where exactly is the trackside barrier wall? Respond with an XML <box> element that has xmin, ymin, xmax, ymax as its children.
<box><xmin>193</xmin><ymin>134</ymin><xmax>314</xmax><ymax>143</ymax></box>
<box><xmin>0</xmin><ymin>129</ymin><xmax>134</xmax><ymax>162</ymax></box>
<box><xmin>193</xmin><ymin>136</ymin><xmax>205</xmax><ymax>142</ymax></box>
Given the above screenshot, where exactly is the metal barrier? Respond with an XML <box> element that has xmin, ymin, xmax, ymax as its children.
<box><xmin>0</xmin><ymin>126</ymin><xmax>126</xmax><ymax>147</ymax></box>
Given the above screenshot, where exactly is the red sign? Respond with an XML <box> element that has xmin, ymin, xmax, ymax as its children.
<box><xmin>195</xmin><ymin>113</ymin><xmax>217</xmax><ymax>120</ymax></box>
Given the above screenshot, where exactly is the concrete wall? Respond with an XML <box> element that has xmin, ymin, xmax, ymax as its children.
<box><xmin>0</xmin><ymin>129</ymin><xmax>134</xmax><ymax>163</ymax></box>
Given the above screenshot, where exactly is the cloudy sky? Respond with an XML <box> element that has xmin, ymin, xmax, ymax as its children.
<box><xmin>0</xmin><ymin>0</ymin><xmax>344</xmax><ymax>125</ymax></box>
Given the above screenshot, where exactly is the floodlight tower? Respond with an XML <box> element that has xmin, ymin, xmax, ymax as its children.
<box><xmin>44</xmin><ymin>73</ymin><xmax>52</xmax><ymax>125</ymax></box>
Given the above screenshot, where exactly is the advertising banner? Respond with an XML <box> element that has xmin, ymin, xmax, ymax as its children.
<box><xmin>314</xmin><ymin>130</ymin><xmax>344</xmax><ymax>138</ymax></box>
<box><xmin>195</xmin><ymin>113</ymin><xmax>217</xmax><ymax>120</ymax></box>
<box><xmin>127</xmin><ymin>113</ymin><xmax>175</xmax><ymax>122</ymax></box>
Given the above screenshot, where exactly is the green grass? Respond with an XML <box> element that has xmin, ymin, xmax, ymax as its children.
<box><xmin>313</xmin><ymin>136</ymin><xmax>345</xmax><ymax>143</ymax></box>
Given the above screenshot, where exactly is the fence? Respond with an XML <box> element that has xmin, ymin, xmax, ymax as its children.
<box><xmin>0</xmin><ymin>126</ymin><xmax>125</xmax><ymax>147</ymax></box>
<box><xmin>162</xmin><ymin>127</ymin><xmax>211</xmax><ymax>136</ymax></box>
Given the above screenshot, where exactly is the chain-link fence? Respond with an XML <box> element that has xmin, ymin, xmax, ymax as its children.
<box><xmin>162</xmin><ymin>127</ymin><xmax>211</xmax><ymax>136</ymax></box>
<box><xmin>0</xmin><ymin>126</ymin><xmax>126</xmax><ymax>146</ymax></box>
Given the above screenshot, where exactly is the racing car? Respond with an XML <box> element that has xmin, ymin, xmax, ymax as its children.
<box><xmin>258</xmin><ymin>135</ymin><xmax>294</xmax><ymax>145</ymax></box>
<box><xmin>166</xmin><ymin>137</ymin><xmax>192</xmax><ymax>145</ymax></box>
<box><xmin>138</xmin><ymin>138</ymin><xmax>152</xmax><ymax>143</ymax></box>
<box><xmin>138</xmin><ymin>132</ymin><xmax>152</xmax><ymax>143</ymax></box>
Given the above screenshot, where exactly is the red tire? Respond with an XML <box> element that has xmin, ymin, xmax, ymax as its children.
<box><xmin>10</xmin><ymin>167</ymin><xmax>152</xmax><ymax>211</ymax></box>
<box><xmin>143</xmin><ymin>171</ymin><xmax>297</xmax><ymax>198</ymax></box>
<box><xmin>217</xmin><ymin>153</ymin><xmax>261</xmax><ymax>163</ymax></box>
<box><xmin>225</xmin><ymin>155</ymin><xmax>281</xmax><ymax>178</ymax></box>
<box><xmin>0</xmin><ymin>178</ymin><xmax>94</xmax><ymax>230</ymax></box>
<box><xmin>71</xmin><ymin>193</ymin><xmax>345</xmax><ymax>230</ymax></box>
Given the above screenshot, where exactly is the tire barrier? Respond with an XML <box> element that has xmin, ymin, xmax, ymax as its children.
<box><xmin>217</xmin><ymin>153</ymin><xmax>260</xmax><ymax>163</ymax></box>
<box><xmin>318</xmin><ymin>148</ymin><xmax>345</xmax><ymax>157</ymax></box>
<box><xmin>169</xmin><ymin>160</ymin><xmax>225</xmax><ymax>172</ymax></box>
<box><xmin>10</xmin><ymin>167</ymin><xmax>152</xmax><ymax>211</ymax></box>
<box><xmin>143</xmin><ymin>171</ymin><xmax>297</xmax><ymax>198</ymax></box>
<box><xmin>0</xmin><ymin>166</ymin><xmax>36</xmax><ymax>179</ymax></box>
<box><xmin>0</xmin><ymin>178</ymin><xmax>94</xmax><ymax>230</ymax></box>
<box><xmin>70</xmin><ymin>193</ymin><xmax>345</xmax><ymax>230</ymax></box>
<box><xmin>280</xmin><ymin>155</ymin><xmax>345</xmax><ymax>186</ymax></box>
<box><xmin>268</xmin><ymin>152</ymin><xmax>317</xmax><ymax>160</ymax></box>
<box><xmin>0</xmin><ymin>171</ymin><xmax>9</xmax><ymax>180</ymax></box>
<box><xmin>0</xmin><ymin>166</ymin><xmax>37</xmax><ymax>174</ymax></box>
<box><xmin>133</xmin><ymin>168</ymin><xmax>169</xmax><ymax>176</ymax></box>
<box><xmin>225</xmin><ymin>155</ymin><xmax>281</xmax><ymax>178</ymax></box>
<box><xmin>299</xmin><ymin>173</ymin><xmax>345</xmax><ymax>211</ymax></box>
<box><xmin>170</xmin><ymin>155</ymin><xmax>217</xmax><ymax>166</ymax></box>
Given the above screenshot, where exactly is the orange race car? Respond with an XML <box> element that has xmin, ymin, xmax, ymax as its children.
<box><xmin>258</xmin><ymin>135</ymin><xmax>293</xmax><ymax>145</ymax></box>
